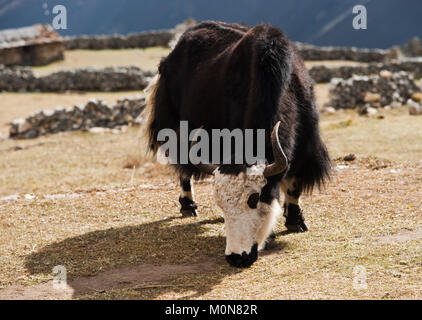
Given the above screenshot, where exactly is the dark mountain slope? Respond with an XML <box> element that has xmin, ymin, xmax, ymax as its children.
<box><xmin>0</xmin><ymin>0</ymin><xmax>421</xmax><ymax>48</ymax></box>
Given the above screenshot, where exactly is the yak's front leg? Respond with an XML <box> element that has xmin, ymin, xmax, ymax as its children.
<box><xmin>179</xmin><ymin>176</ymin><xmax>198</xmax><ymax>217</ymax></box>
<box><xmin>281</xmin><ymin>178</ymin><xmax>308</xmax><ymax>232</ymax></box>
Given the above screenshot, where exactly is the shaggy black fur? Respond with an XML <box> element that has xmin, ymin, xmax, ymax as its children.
<box><xmin>146</xmin><ymin>21</ymin><xmax>331</xmax><ymax>193</ymax></box>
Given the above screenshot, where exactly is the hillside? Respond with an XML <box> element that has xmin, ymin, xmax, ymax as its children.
<box><xmin>0</xmin><ymin>0</ymin><xmax>421</xmax><ymax>48</ymax></box>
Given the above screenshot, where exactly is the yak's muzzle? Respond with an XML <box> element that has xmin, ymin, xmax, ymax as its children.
<box><xmin>225</xmin><ymin>243</ymin><xmax>258</xmax><ymax>268</ymax></box>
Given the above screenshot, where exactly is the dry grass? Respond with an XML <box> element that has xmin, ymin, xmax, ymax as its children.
<box><xmin>0</xmin><ymin>106</ymin><xmax>421</xmax><ymax>299</ymax></box>
<box><xmin>0</xmin><ymin>54</ymin><xmax>421</xmax><ymax>299</ymax></box>
<box><xmin>320</xmin><ymin>108</ymin><xmax>422</xmax><ymax>162</ymax></box>
<box><xmin>314</xmin><ymin>83</ymin><xmax>330</xmax><ymax>107</ymax></box>
<box><xmin>304</xmin><ymin>60</ymin><xmax>365</xmax><ymax>69</ymax></box>
<box><xmin>0</xmin><ymin>154</ymin><xmax>421</xmax><ymax>299</ymax></box>
<box><xmin>32</xmin><ymin>47</ymin><xmax>171</xmax><ymax>76</ymax></box>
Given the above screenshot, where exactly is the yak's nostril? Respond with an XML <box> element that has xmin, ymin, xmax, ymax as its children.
<box><xmin>225</xmin><ymin>243</ymin><xmax>258</xmax><ymax>268</ymax></box>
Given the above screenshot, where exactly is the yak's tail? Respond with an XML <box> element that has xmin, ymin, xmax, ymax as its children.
<box><xmin>140</xmin><ymin>74</ymin><xmax>161</xmax><ymax>156</ymax></box>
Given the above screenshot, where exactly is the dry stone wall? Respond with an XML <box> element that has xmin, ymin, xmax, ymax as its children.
<box><xmin>0</xmin><ymin>65</ymin><xmax>151</xmax><ymax>92</ymax></box>
<box><xmin>309</xmin><ymin>59</ymin><xmax>422</xmax><ymax>83</ymax></box>
<box><xmin>63</xmin><ymin>30</ymin><xmax>174</xmax><ymax>50</ymax></box>
<box><xmin>326</xmin><ymin>71</ymin><xmax>419</xmax><ymax>110</ymax></box>
<box><xmin>9</xmin><ymin>95</ymin><xmax>146</xmax><ymax>139</ymax></box>
<box><xmin>61</xmin><ymin>23</ymin><xmax>392</xmax><ymax>63</ymax></box>
<box><xmin>295</xmin><ymin>43</ymin><xmax>388</xmax><ymax>62</ymax></box>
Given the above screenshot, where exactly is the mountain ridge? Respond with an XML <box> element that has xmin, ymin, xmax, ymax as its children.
<box><xmin>0</xmin><ymin>0</ymin><xmax>421</xmax><ymax>49</ymax></box>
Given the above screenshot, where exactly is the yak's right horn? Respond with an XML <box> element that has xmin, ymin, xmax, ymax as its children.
<box><xmin>263</xmin><ymin>121</ymin><xmax>288</xmax><ymax>177</ymax></box>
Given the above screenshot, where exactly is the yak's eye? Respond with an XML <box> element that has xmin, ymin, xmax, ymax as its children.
<box><xmin>247</xmin><ymin>193</ymin><xmax>260</xmax><ymax>209</ymax></box>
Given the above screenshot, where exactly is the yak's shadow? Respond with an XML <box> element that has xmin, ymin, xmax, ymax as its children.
<box><xmin>24</xmin><ymin>216</ymin><xmax>288</xmax><ymax>299</ymax></box>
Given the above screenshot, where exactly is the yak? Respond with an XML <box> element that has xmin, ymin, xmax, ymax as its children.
<box><xmin>144</xmin><ymin>21</ymin><xmax>331</xmax><ymax>267</ymax></box>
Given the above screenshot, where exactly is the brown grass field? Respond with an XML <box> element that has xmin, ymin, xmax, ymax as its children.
<box><xmin>32</xmin><ymin>48</ymin><xmax>170</xmax><ymax>76</ymax></box>
<box><xmin>0</xmin><ymin>49</ymin><xmax>421</xmax><ymax>300</ymax></box>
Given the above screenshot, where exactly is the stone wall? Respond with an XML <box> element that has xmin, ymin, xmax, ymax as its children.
<box><xmin>9</xmin><ymin>95</ymin><xmax>146</xmax><ymax>139</ymax></box>
<box><xmin>0</xmin><ymin>65</ymin><xmax>150</xmax><ymax>92</ymax></box>
<box><xmin>63</xmin><ymin>30</ymin><xmax>174</xmax><ymax>50</ymax></box>
<box><xmin>326</xmin><ymin>71</ymin><xmax>419</xmax><ymax>110</ymax></box>
<box><xmin>61</xmin><ymin>24</ymin><xmax>392</xmax><ymax>64</ymax></box>
<box><xmin>295</xmin><ymin>43</ymin><xmax>388</xmax><ymax>62</ymax></box>
<box><xmin>0</xmin><ymin>64</ymin><xmax>35</xmax><ymax>91</ymax></box>
<box><xmin>309</xmin><ymin>59</ymin><xmax>422</xmax><ymax>83</ymax></box>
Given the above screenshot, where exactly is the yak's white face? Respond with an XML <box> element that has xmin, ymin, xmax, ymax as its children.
<box><xmin>213</xmin><ymin>164</ymin><xmax>282</xmax><ymax>267</ymax></box>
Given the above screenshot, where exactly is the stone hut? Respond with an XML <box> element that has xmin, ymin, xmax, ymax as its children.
<box><xmin>0</xmin><ymin>24</ymin><xmax>64</xmax><ymax>66</ymax></box>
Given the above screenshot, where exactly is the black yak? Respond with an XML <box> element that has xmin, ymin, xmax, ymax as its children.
<box><xmin>144</xmin><ymin>21</ymin><xmax>331</xmax><ymax>267</ymax></box>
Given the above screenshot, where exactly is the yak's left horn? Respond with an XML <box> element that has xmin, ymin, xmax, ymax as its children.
<box><xmin>191</xmin><ymin>127</ymin><xmax>218</xmax><ymax>175</ymax></box>
<box><xmin>264</xmin><ymin>121</ymin><xmax>288</xmax><ymax>177</ymax></box>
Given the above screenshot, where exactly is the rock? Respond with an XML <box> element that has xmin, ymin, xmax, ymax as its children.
<box><xmin>358</xmin><ymin>105</ymin><xmax>378</xmax><ymax>116</ymax></box>
<box><xmin>322</xmin><ymin>106</ymin><xmax>336</xmax><ymax>114</ymax></box>
<box><xmin>10</xmin><ymin>118</ymin><xmax>31</xmax><ymax>136</ymax></box>
<box><xmin>88</xmin><ymin>127</ymin><xmax>109</xmax><ymax>134</ymax></box>
<box><xmin>411</xmin><ymin>92</ymin><xmax>422</xmax><ymax>102</ymax></box>
<box><xmin>364</xmin><ymin>92</ymin><xmax>381</xmax><ymax>103</ymax></box>
<box><xmin>23</xmin><ymin>129</ymin><xmax>39</xmax><ymax>139</ymax></box>
<box><xmin>380</xmin><ymin>70</ymin><xmax>392</xmax><ymax>79</ymax></box>
<box><xmin>367</xmin><ymin>107</ymin><xmax>378</xmax><ymax>117</ymax></box>
<box><xmin>343</xmin><ymin>153</ymin><xmax>356</xmax><ymax>162</ymax></box>
<box><xmin>390</xmin><ymin>101</ymin><xmax>402</xmax><ymax>109</ymax></box>
<box><xmin>407</xmin><ymin>99</ymin><xmax>422</xmax><ymax>115</ymax></box>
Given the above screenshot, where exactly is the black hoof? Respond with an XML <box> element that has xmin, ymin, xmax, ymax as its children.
<box><xmin>179</xmin><ymin>196</ymin><xmax>198</xmax><ymax>217</ymax></box>
<box><xmin>264</xmin><ymin>233</ymin><xmax>277</xmax><ymax>250</ymax></box>
<box><xmin>285</xmin><ymin>221</ymin><xmax>308</xmax><ymax>233</ymax></box>
<box><xmin>284</xmin><ymin>203</ymin><xmax>308</xmax><ymax>232</ymax></box>
<box><xmin>180</xmin><ymin>207</ymin><xmax>198</xmax><ymax>217</ymax></box>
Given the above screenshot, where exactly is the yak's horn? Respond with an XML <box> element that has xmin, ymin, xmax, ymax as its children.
<box><xmin>191</xmin><ymin>127</ymin><xmax>218</xmax><ymax>175</ymax></box>
<box><xmin>263</xmin><ymin>121</ymin><xmax>288</xmax><ymax>177</ymax></box>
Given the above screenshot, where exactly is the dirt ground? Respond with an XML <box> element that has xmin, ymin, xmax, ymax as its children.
<box><xmin>0</xmin><ymin>50</ymin><xmax>421</xmax><ymax>300</ymax></box>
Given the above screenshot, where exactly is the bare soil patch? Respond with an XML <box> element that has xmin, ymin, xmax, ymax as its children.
<box><xmin>378</xmin><ymin>227</ymin><xmax>422</xmax><ymax>244</ymax></box>
<box><xmin>0</xmin><ymin>260</ymin><xmax>217</xmax><ymax>300</ymax></box>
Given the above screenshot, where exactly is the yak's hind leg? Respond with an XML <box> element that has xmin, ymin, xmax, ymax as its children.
<box><xmin>179</xmin><ymin>175</ymin><xmax>198</xmax><ymax>217</ymax></box>
<box><xmin>281</xmin><ymin>177</ymin><xmax>308</xmax><ymax>232</ymax></box>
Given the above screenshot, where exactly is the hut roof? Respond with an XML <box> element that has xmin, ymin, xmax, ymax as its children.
<box><xmin>0</xmin><ymin>24</ymin><xmax>62</xmax><ymax>49</ymax></box>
